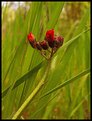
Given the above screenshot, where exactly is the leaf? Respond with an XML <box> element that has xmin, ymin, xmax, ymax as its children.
<box><xmin>2</xmin><ymin>62</ymin><xmax>43</xmax><ymax>98</ymax></box>
<box><xmin>13</xmin><ymin>62</ymin><xmax>43</xmax><ymax>89</ymax></box>
<box><xmin>2</xmin><ymin>87</ymin><xmax>11</xmax><ymax>98</ymax></box>
<box><xmin>40</xmin><ymin>68</ymin><xmax>90</xmax><ymax>98</ymax></box>
<box><xmin>18</xmin><ymin>2</ymin><xmax>44</xmax><ymax>106</ymax></box>
<box><xmin>47</xmin><ymin>2</ymin><xmax>64</xmax><ymax>29</ymax></box>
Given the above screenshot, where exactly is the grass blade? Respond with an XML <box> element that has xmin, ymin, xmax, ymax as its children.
<box><xmin>40</xmin><ymin>69</ymin><xmax>90</xmax><ymax>98</ymax></box>
<box><xmin>2</xmin><ymin>61</ymin><xmax>43</xmax><ymax>98</ymax></box>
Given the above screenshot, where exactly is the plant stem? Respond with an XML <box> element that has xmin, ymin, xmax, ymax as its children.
<box><xmin>50</xmin><ymin>48</ymin><xmax>53</xmax><ymax>58</ymax></box>
<box><xmin>12</xmin><ymin>60</ymin><xmax>51</xmax><ymax>119</ymax></box>
<box><xmin>40</xmin><ymin>51</ymin><xmax>49</xmax><ymax>60</ymax></box>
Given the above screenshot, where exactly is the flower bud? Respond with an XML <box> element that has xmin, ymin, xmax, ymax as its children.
<box><xmin>40</xmin><ymin>41</ymin><xmax>48</xmax><ymax>50</ymax></box>
<box><xmin>53</xmin><ymin>36</ymin><xmax>64</xmax><ymax>48</ymax></box>
<box><xmin>27</xmin><ymin>33</ymin><xmax>36</xmax><ymax>48</ymax></box>
<box><xmin>57</xmin><ymin>36</ymin><xmax>64</xmax><ymax>46</ymax></box>
<box><xmin>36</xmin><ymin>42</ymin><xmax>42</xmax><ymax>50</ymax></box>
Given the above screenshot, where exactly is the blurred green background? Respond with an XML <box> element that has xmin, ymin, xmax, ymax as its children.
<box><xmin>2</xmin><ymin>2</ymin><xmax>90</xmax><ymax>119</ymax></box>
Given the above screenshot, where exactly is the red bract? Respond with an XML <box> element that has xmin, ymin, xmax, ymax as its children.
<box><xmin>45</xmin><ymin>29</ymin><xmax>54</xmax><ymax>42</ymax></box>
<box><xmin>45</xmin><ymin>29</ymin><xmax>54</xmax><ymax>48</ymax></box>
<box><xmin>40</xmin><ymin>41</ymin><xmax>48</xmax><ymax>50</ymax></box>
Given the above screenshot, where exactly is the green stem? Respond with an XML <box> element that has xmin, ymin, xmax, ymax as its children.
<box><xmin>12</xmin><ymin>60</ymin><xmax>51</xmax><ymax>119</ymax></box>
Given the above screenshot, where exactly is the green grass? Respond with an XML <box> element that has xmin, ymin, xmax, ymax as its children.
<box><xmin>2</xmin><ymin>2</ymin><xmax>90</xmax><ymax>119</ymax></box>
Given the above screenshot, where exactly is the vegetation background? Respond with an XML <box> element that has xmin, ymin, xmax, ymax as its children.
<box><xmin>2</xmin><ymin>1</ymin><xmax>90</xmax><ymax>119</ymax></box>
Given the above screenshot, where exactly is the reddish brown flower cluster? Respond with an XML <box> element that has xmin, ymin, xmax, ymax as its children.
<box><xmin>27</xmin><ymin>29</ymin><xmax>64</xmax><ymax>60</ymax></box>
<box><xmin>45</xmin><ymin>29</ymin><xmax>64</xmax><ymax>48</ymax></box>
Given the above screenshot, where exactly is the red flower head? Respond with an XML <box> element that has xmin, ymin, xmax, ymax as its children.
<box><xmin>45</xmin><ymin>29</ymin><xmax>54</xmax><ymax>41</ymax></box>
<box><xmin>27</xmin><ymin>32</ymin><xmax>36</xmax><ymax>48</ymax></box>
<box><xmin>27</xmin><ymin>30</ymin><xmax>64</xmax><ymax>60</ymax></box>
<box><xmin>27</xmin><ymin>32</ymin><xmax>35</xmax><ymax>42</ymax></box>
<box><xmin>45</xmin><ymin>29</ymin><xmax>55</xmax><ymax>48</ymax></box>
<box><xmin>40</xmin><ymin>41</ymin><xmax>48</xmax><ymax>50</ymax></box>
